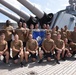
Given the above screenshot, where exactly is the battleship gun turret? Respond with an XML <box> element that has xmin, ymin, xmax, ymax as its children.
<box><xmin>17</xmin><ymin>0</ymin><xmax>54</xmax><ymax>28</ymax></box>
<box><xmin>0</xmin><ymin>8</ymin><xmax>20</xmax><ymax>22</ymax></box>
<box><xmin>1</xmin><ymin>0</ymin><xmax>76</xmax><ymax>30</ymax></box>
<box><xmin>17</xmin><ymin>0</ymin><xmax>76</xmax><ymax>30</ymax></box>
<box><xmin>0</xmin><ymin>0</ymin><xmax>38</xmax><ymax>27</ymax></box>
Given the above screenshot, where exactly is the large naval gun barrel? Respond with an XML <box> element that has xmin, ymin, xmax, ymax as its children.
<box><xmin>0</xmin><ymin>8</ymin><xmax>20</xmax><ymax>22</ymax></box>
<box><xmin>17</xmin><ymin>0</ymin><xmax>54</xmax><ymax>27</ymax></box>
<box><xmin>18</xmin><ymin>0</ymin><xmax>44</xmax><ymax>19</ymax></box>
<box><xmin>0</xmin><ymin>0</ymin><xmax>38</xmax><ymax>27</ymax></box>
<box><xmin>0</xmin><ymin>0</ymin><xmax>30</xmax><ymax>22</ymax></box>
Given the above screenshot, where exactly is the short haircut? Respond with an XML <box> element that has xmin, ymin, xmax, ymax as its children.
<box><xmin>0</xmin><ymin>32</ymin><xmax>5</xmax><ymax>36</ymax></box>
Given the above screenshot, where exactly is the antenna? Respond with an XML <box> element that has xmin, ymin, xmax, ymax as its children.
<box><xmin>69</xmin><ymin>0</ymin><xmax>76</xmax><ymax>5</ymax></box>
<box><xmin>69</xmin><ymin>0</ymin><xmax>76</xmax><ymax>10</ymax></box>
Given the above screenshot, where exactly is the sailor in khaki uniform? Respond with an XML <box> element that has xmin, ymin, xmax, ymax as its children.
<box><xmin>11</xmin><ymin>34</ymin><xmax>24</xmax><ymax>67</ymax></box>
<box><xmin>35</xmin><ymin>23</ymin><xmax>39</xmax><ymax>29</ymax></box>
<box><xmin>60</xmin><ymin>28</ymin><xmax>67</xmax><ymax>40</ymax></box>
<box><xmin>0</xmin><ymin>33</ymin><xmax>9</xmax><ymax>63</ymax></box>
<box><xmin>42</xmin><ymin>24</ymin><xmax>47</xmax><ymax>29</ymax></box>
<box><xmin>64</xmin><ymin>38</ymin><xmax>72</xmax><ymax>57</ymax></box>
<box><xmin>22</xmin><ymin>22</ymin><xmax>29</xmax><ymax>46</ymax></box>
<box><xmin>25</xmin><ymin>33</ymin><xmax>38</xmax><ymax>63</ymax></box>
<box><xmin>3</xmin><ymin>20</ymin><xmax>14</xmax><ymax>58</ymax></box>
<box><xmin>55</xmin><ymin>33</ymin><xmax>65</xmax><ymax>64</ymax></box>
<box><xmin>64</xmin><ymin>25</ymin><xmax>71</xmax><ymax>40</ymax></box>
<box><xmin>68</xmin><ymin>39</ymin><xmax>76</xmax><ymax>56</ymax></box>
<box><xmin>71</xmin><ymin>26</ymin><xmax>76</xmax><ymax>43</ymax></box>
<box><xmin>51</xmin><ymin>27</ymin><xmax>58</xmax><ymax>40</ymax></box>
<box><xmin>38</xmin><ymin>32</ymin><xmax>55</xmax><ymax>63</ymax></box>
<box><xmin>15</xmin><ymin>21</ymin><xmax>26</xmax><ymax>48</ymax></box>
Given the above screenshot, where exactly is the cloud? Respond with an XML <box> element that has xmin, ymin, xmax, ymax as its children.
<box><xmin>46</xmin><ymin>3</ymin><xmax>50</xmax><ymax>7</ymax></box>
<box><xmin>61</xmin><ymin>3</ymin><xmax>69</xmax><ymax>7</ymax></box>
<box><xmin>45</xmin><ymin>0</ymin><xmax>69</xmax><ymax>13</ymax></box>
<box><xmin>0</xmin><ymin>20</ymin><xmax>5</xmax><ymax>22</ymax></box>
<box><xmin>33</xmin><ymin>3</ymin><xmax>42</xmax><ymax>11</ymax></box>
<box><xmin>45</xmin><ymin>8</ymin><xmax>52</xmax><ymax>13</ymax></box>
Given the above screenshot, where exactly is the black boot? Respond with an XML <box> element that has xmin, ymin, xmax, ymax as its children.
<box><xmin>38</xmin><ymin>59</ymin><xmax>43</xmax><ymax>64</ymax></box>
<box><xmin>62</xmin><ymin>57</ymin><xmax>66</xmax><ymax>61</ymax></box>
<box><xmin>20</xmin><ymin>62</ymin><xmax>24</xmax><ymax>67</ymax></box>
<box><xmin>56</xmin><ymin>60</ymin><xmax>60</xmax><ymax>64</ymax></box>
<box><xmin>3</xmin><ymin>55</ymin><xmax>6</xmax><ymax>63</ymax></box>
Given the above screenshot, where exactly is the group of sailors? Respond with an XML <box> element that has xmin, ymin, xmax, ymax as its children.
<box><xmin>0</xmin><ymin>20</ymin><xmax>76</xmax><ymax>67</ymax></box>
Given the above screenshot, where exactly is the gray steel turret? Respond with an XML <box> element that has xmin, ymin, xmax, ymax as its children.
<box><xmin>17</xmin><ymin>0</ymin><xmax>54</xmax><ymax>28</ymax></box>
<box><xmin>1</xmin><ymin>0</ymin><xmax>76</xmax><ymax>30</ymax></box>
<box><xmin>17</xmin><ymin>0</ymin><xmax>76</xmax><ymax>30</ymax></box>
<box><xmin>51</xmin><ymin>0</ymin><xmax>76</xmax><ymax>30</ymax></box>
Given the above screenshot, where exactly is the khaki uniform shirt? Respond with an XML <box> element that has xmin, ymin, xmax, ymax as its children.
<box><xmin>26</xmin><ymin>39</ymin><xmax>38</xmax><ymax>51</ymax></box>
<box><xmin>11</xmin><ymin>40</ymin><xmax>23</xmax><ymax>57</ymax></box>
<box><xmin>65</xmin><ymin>43</ymin><xmax>69</xmax><ymax>49</ymax></box>
<box><xmin>55</xmin><ymin>39</ymin><xmax>64</xmax><ymax>49</ymax></box>
<box><xmin>15</xmin><ymin>27</ymin><xmax>26</xmax><ymax>42</ymax></box>
<box><xmin>71</xmin><ymin>31</ymin><xmax>76</xmax><ymax>43</ymax></box>
<box><xmin>0</xmin><ymin>40</ymin><xmax>7</xmax><ymax>51</ymax></box>
<box><xmin>60</xmin><ymin>32</ymin><xmax>67</xmax><ymax>40</ymax></box>
<box><xmin>69</xmin><ymin>43</ymin><xmax>76</xmax><ymax>51</ymax></box>
<box><xmin>3</xmin><ymin>25</ymin><xmax>13</xmax><ymax>41</ymax></box>
<box><xmin>51</xmin><ymin>31</ymin><xmax>58</xmax><ymax>40</ymax></box>
<box><xmin>42</xmin><ymin>39</ymin><xmax>54</xmax><ymax>51</ymax></box>
<box><xmin>23</xmin><ymin>28</ymin><xmax>29</xmax><ymax>42</ymax></box>
<box><xmin>66</xmin><ymin>30</ymin><xmax>71</xmax><ymax>39</ymax></box>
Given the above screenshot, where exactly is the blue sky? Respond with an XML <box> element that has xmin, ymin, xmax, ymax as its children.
<box><xmin>0</xmin><ymin>0</ymin><xmax>69</xmax><ymax>22</ymax></box>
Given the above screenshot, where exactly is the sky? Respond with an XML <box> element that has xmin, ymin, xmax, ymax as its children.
<box><xmin>0</xmin><ymin>0</ymin><xmax>69</xmax><ymax>23</ymax></box>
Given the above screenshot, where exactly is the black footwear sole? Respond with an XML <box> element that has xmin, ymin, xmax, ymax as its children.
<box><xmin>20</xmin><ymin>64</ymin><xmax>24</xmax><ymax>67</ymax></box>
<box><xmin>55</xmin><ymin>59</ymin><xmax>60</xmax><ymax>64</ymax></box>
<box><xmin>3</xmin><ymin>58</ymin><xmax>6</xmax><ymax>63</ymax></box>
<box><xmin>38</xmin><ymin>60</ymin><xmax>43</xmax><ymax>63</ymax></box>
<box><xmin>56</xmin><ymin>60</ymin><xmax>60</xmax><ymax>64</ymax></box>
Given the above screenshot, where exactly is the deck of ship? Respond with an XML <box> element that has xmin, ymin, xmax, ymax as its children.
<box><xmin>0</xmin><ymin>56</ymin><xmax>76</xmax><ymax>75</ymax></box>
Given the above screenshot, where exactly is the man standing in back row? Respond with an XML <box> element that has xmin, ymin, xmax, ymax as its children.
<box><xmin>71</xmin><ymin>26</ymin><xmax>76</xmax><ymax>43</ymax></box>
<box><xmin>15</xmin><ymin>21</ymin><xmax>26</xmax><ymax>49</ymax></box>
<box><xmin>3</xmin><ymin>20</ymin><xmax>14</xmax><ymax>59</ymax></box>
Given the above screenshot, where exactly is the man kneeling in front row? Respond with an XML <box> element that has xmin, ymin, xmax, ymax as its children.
<box><xmin>25</xmin><ymin>33</ymin><xmax>38</xmax><ymax>64</ymax></box>
<box><xmin>11</xmin><ymin>34</ymin><xmax>24</xmax><ymax>67</ymax></box>
<box><xmin>0</xmin><ymin>33</ymin><xmax>9</xmax><ymax>64</ymax></box>
<box><xmin>38</xmin><ymin>32</ymin><xmax>55</xmax><ymax>63</ymax></box>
